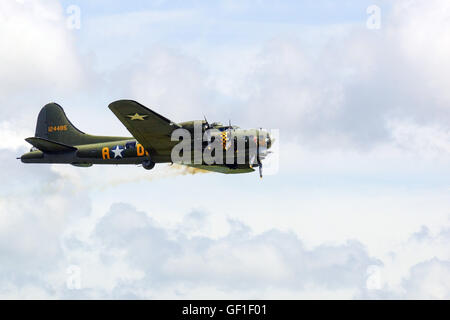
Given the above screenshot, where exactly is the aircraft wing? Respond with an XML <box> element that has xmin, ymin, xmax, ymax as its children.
<box><xmin>108</xmin><ymin>100</ymin><xmax>181</xmax><ymax>155</ymax></box>
<box><xmin>184</xmin><ymin>164</ymin><xmax>255</xmax><ymax>174</ymax></box>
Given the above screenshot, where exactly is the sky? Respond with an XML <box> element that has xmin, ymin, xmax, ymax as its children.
<box><xmin>0</xmin><ymin>0</ymin><xmax>449</xmax><ymax>299</ymax></box>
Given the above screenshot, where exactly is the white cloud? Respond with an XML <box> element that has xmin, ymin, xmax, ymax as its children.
<box><xmin>388</xmin><ymin>120</ymin><xmax>450</xmax><ymax>158</ymax></box>
<box><xmin>1</xmin><ymin>0</ymin><xmax>450</xmax><ymax>300</ymax></box>
<box><xmin>57</xmin><ymin>203</ymin><xmax>379</xmax><ymax>298</ymax></box>
<box><xmin>401</xmin><ymin>258</ymin><xmax>450</xmax><ymax>299</ymax></box>
<box><xmin>1</xmin><ymin>150</ymin><xmax>449</xmax><ymax>299</ymax></box>
<box><xmin>83</xmin><ymin>0</ymin><xmax>450</xmax><ymax>152</ymax></box>
<box><xmin>0</xmin><ymin>0</ymin><xmax>84</xmax><ymax>96</ymax></box>
<box><xmin>0</xmin><ymin>122</ymin><xmax>30</xmax><ymax>150</ymax></box>
<box><xmin>191</xmin><ymin>0</ymin><xmax>450</xmax><ymax>150</ymax></box>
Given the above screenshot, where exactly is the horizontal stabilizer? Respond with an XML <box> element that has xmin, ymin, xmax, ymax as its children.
<box><xmin>25</xmin><ymin>137</ymin><xmax>77</xmax><ymax>153</ymax></box>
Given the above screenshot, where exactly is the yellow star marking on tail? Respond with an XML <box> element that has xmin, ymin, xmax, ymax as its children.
<box><xmin>127</xmin><ymin>113</ymin><xmax>149</xmax><ymax>121</ymax></box>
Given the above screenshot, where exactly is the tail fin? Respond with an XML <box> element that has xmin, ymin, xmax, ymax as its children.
<box><xmin>34</xmin><ymin>103</ymin><xmax>128</xmax><ymax>146</ymax></box>
<box><xmin>35</xmin><ymin>103</ymin><xmax>88</xmax><ymax>146</ymax></box>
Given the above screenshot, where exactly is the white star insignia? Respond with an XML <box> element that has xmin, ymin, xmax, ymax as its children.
<box><xmin>112</xmin><ymin>145</ymin><xmax>124</xmax><ymax>158</ymax></box>
<box><xmin>127</xmin><ymin>113</ymin><xmax>148</xmax><ymax>121</ymax></box>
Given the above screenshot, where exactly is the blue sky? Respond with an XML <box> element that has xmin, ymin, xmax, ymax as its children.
<box><xmin>60</xmin><ymin>0</ymin><xmax>381</xmax><ymax>23</ymax></box>
<box><xmin>0</xmin><ymin>0</ymin><xmax>449</xmax><ymax>299</ymax></box>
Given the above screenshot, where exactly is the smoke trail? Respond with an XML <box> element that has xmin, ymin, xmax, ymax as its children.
<box><xmin>169</xmin><ymin>164</ymin><xmax>210</xmax><ymax>175</ymax></box>
<box><xmin>52</xmin><ymin>163</ymin><xmax>212</xmax><ymax>192</ymax></box>
<box><xmin>93</xmin><ymin>163</ymin><xmax>210</xmax><ymax>189</ymax></box>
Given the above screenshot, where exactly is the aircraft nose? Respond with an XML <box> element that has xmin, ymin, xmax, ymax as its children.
<box><xmin>265</xmin><ymin>131</ymin><xmax>273</xmax><ymax>149</ymax></box>
<box><xmin>268</xmin><ymin>133</ymin><xmax>273</xmax><ymax>149</ymax></box>
<box><xmin>258</xmin><ymin>129</ymin><xmax>273</xmax><ymax>149</ymax></box>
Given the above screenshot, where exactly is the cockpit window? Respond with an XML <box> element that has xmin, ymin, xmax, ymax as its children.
<box><xmin>125</xmin><ymin>141</ymin><xmax>136</xmax><ymax>149</ymax></box>
<box><xmin>217</xmin><ymin>126</ymin><xmax>236</xmax><ymax>132</ymax></box>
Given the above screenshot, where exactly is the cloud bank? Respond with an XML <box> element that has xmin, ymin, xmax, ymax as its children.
<box><xmin>0</xmin><ymin>0</ymin><xmax>449</xmax><ymax>299</ymax></box>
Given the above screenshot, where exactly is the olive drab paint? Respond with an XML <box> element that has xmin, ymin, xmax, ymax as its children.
<box><xmin>20</xmin><ymin>100</ymin><xmax>274</xmax><ymax>177</ymax></box>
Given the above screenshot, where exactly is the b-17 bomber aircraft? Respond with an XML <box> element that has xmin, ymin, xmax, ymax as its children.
<box><xmin>20</xmin><ymin>100</ymin><xmax>273</xmax><ymax>178</ymax></box>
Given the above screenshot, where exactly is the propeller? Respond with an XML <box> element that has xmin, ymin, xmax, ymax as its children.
<box><xmin>258</xmin><ymin>162</ymin><xmax>263</xmax><ymax>178</ymax></box>
<box><xmin>255</xmin><ymin>128</ymin><xmax>272</xmax><ymax>179</ymax></box>
<box><xmin>225</xmin><ymin>120</ymin><xmax>233</xmax><ymax>150</ymax></box>
<box><xmin>256</xmin><ymin>130</ymin><xmax>263</xmax><ymax>178</ymax></box>
<box><xmin>249</xmin><ymin>153</ymin><xmax>256</xmax><ymax>169</ymax></box>
<box><xmin>203</xmin><ymin>115</ymin><xmax>212</xmax><ymax>143</ymax></box>
<box><xmin>248</xmin><ymin>134</ymin><xmax>261</xmax><ymax>176</ymax></box>
<box><xmin>203</xmin><ymin>115</ymin><xmax>211</xmax><ymax>129</ymax></box>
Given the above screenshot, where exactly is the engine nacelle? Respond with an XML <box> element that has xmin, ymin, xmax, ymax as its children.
<box><xmin>142</xmin><ymin>159</ymin><xmax>155</xmax><ymax>170</ymax></box>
